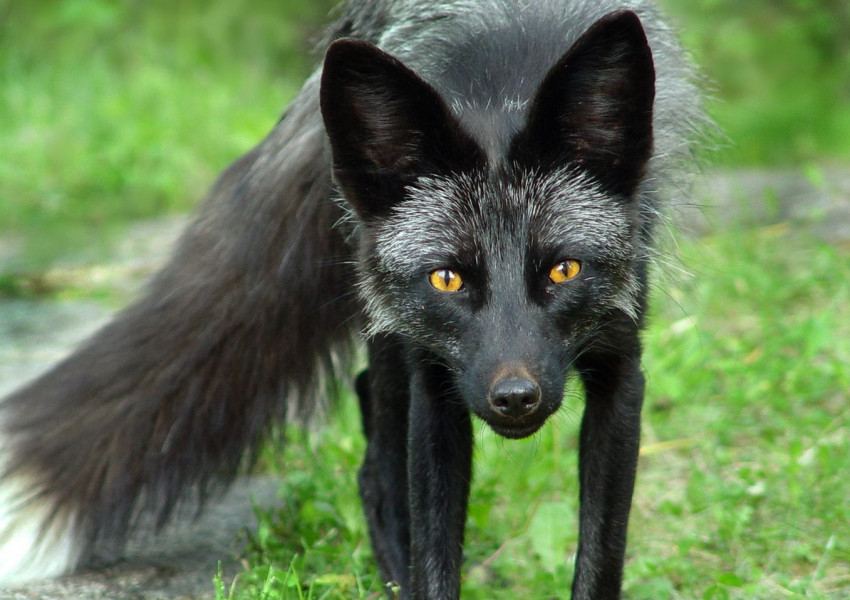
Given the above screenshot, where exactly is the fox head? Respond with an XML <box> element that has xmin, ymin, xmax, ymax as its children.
<box><xmin>320</xmin><ymin>10</ymin><xmax>655</xmax><ymax>438</ymax></box>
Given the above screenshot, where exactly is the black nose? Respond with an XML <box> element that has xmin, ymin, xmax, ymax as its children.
<box><xmin>488</xmin><ymin>377</ymin><xmax>541</xmax><ymax>419</ymax></box>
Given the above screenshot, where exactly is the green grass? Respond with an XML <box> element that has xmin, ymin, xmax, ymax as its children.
<box><xmin>0</xmin><ymin>0</ymin><xmax>333</xmax><ymax>269</ymax></box>
<box><xmin>631</xmin><ymin>228</ymin><xmax>850</xmax><ymax>599</ymax></box>
<box><xmin>210</xmin><ymin>228</ymin><xmax>849</xmax><ymax>599</ymax></box>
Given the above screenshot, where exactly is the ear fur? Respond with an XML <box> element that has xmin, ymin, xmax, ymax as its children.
<box><xmin>510</xmin><ymin>10</ymin><xmax>656</xmax><ymax>197</ymax></box>
<box><xmin>320</xmin><ymin>39</ymin><xmax>484</xmax><ymax>218</ymax></box>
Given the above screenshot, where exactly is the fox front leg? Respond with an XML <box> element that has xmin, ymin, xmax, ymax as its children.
<box><xmin>406</xmin><ymin>355</ymin><xmax>473</xmax><ymax>600</ymax></box>
<box><xmin>357</xmin><ymin>335</ymin><xmax>413</xmax><ymax>594</ymax></box>
<box><xmin>572</xmin><ymin>346</ymin><xmax>645</xmax><ymax>600</ymax></box>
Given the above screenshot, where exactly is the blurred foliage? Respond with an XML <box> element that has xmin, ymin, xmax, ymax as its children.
<box><xmin>0</xmin><ymin>0</ymin><xmax>335</xmax><ymax>267</ymax></box>
<box><xmin>0</xmin><ymin>0</ymin><xmax>849</xmax><ymax>268</ymax></box>
<box><xmin>661</xmin><ymin>0</ymin><xmax>850</xmax><ymax>165</ymax></box>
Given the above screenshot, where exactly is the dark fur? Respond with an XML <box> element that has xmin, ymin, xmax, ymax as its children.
<box><xmin>0</xmin><ymin>1</ymin><xmax>705</xmax><ymax>597</ymax></box>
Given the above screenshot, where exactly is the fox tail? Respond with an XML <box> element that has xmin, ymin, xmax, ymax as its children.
<box><xmin>0</xmin><ymin>73</ymin><xmax>358</xmax><ymax>585</ymax></box>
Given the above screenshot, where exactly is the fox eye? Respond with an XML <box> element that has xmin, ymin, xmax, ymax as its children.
<box><xmin>548</xmin><ymin>259</ymin><xmax>581</xmax><ymax>284</ymax></box>
<box><xmin>429</xmin><ymin>268</ymin><xmax>463</xmax><ymax>293</ymax></box>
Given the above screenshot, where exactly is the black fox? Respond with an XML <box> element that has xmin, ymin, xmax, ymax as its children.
<box><xmin>0</xmin><ymin>0</ymin><xmax>705</xmax><ymax>597</ymax></box>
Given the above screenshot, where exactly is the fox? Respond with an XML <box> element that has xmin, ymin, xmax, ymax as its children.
<box><xmin>0</xmin><ymin>0</ymin><xmax>705</xmax><ymax>597</ymax></box>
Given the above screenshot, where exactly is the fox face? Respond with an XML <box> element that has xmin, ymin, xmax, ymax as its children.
<box><xmin>321</xmin><ymin>10</ymin><xmax>655</xmax><ymax>438</ymax></box>
<box><xmin>360</xmin><ymin>167</ymin><xmax>644</xmax><ymax>437</ymax></box>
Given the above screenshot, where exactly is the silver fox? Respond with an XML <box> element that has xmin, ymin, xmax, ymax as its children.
<box><xmin>0</xmin><ymin>1</ymin><xmax>705</xmax><ymax>597</ymax></box>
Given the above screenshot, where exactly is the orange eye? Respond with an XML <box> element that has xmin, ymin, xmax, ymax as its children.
<box><xmin>548</xmin><ymin>259</ymin><xmax>581</xmax><ymax>284</ymax></box>
<box><xmin>429</xmin><ymin>268</ymin><xmax>463</xmax><ymax>292</ymax></box>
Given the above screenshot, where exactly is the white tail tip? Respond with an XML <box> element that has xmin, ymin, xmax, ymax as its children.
<box><xmin>0</xmin><ymin>465</ymin><xmax>83</xmax><ymax>587</ymax></box>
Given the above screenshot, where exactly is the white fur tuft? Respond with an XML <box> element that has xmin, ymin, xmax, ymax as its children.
<box><xmin>0</xmin><ymin>434</ymin><xmax>83</xmax><ymax>587</ymax></box>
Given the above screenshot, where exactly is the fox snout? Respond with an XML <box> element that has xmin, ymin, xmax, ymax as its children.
<box><xmin>488</xmin><ymin>364</ymin><xmax>541</xmax><ymax>420</ymax></box>
<box><xmin>478</xmin><ymin>363</ymin><xmax>560</xmax><ymax>439</ymax></box>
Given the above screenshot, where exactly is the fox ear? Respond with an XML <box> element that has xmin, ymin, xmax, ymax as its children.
<box><xmin>320</xmin><ymin>39</ymin><xmax>484</xmax><ymax>218</ymax></box>
<box><xmin>511</xmin><ymin>10</ymin><xmax>655</xmax><ymax>196</ymax></box>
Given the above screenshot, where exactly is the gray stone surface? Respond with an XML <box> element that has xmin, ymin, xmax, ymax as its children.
<box><xmin>682</xmin><ymin>165</ymin><xmax>850</xmax><ymax>242</ymax></box>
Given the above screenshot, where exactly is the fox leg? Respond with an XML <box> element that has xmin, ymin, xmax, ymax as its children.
<box><xmin>572</xmin><ymin>343</ymin><xmax>645</xmax><ymax>600</ymax></box>
<box><xmin>406</xmin><ymin>355</ymin><xmax>473</xmax><ymax>600</ymax></box>
<box><xmin>356</xmin><ymin>334</ymin><xmax>413</xmax><ymax>594</ymax></box>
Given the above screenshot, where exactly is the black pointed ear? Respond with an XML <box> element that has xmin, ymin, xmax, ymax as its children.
<box><xmin>510</xmin><ymin>10</ymin><xmax>655</xmax><ymax>196</ymax></box>
<box><xmin>320</xmin><ymin>39</ymin><xmax>484</xmax><ymax>218</ymax></box>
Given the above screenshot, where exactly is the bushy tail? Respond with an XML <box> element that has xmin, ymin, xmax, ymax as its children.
<box><xmin>0</xmin><ymin>72</ymin><xmax>359</xmax><ymax>585</ymax></box>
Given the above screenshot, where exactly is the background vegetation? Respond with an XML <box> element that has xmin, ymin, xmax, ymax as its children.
<box><xmin>0</xmin><ymin>0</ymin><xmax>334</xmax><ymax>268</ymax></box>
<box><xmin>0</xmin><ymin>0</ymin><xmax>848</xmax><ymax>598</ymax></box>
<box><xmin>1</xmin><ymin>0</ymin><xmax>849</xmax><ymax>263</ymax></box>
<box><xmin>664</xmin><ymin>0</ymin><xmax>850</xmax><ymax>165</ymax></box>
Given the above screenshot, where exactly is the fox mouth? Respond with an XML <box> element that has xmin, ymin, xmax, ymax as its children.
<box><xmin>485</xmin><ymin>418</ymin><xmax>548</xmax><ymax>440</ymax></box>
